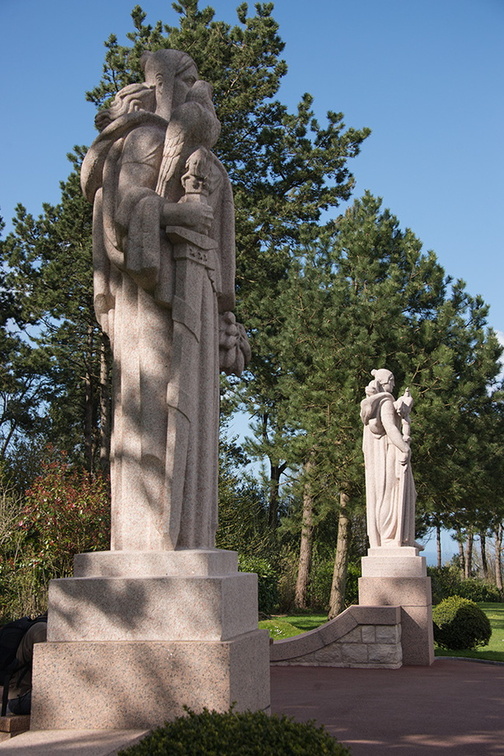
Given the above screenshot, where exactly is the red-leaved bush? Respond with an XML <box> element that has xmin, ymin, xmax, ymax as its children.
<box><xmin>19</xmin><ymin>449</ymin><xmax>110</xmax><ymax>579</ymax></box>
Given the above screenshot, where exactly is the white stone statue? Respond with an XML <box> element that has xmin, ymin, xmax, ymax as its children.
<box><xmin>360</xmin><ymin>369</ymin><xmax>418</xmax><ymax>549</ymax></box>
<box><xmin>81</xmin><ymin>50</ymin><xmax>250</xmax><ymax>551</ymax></box>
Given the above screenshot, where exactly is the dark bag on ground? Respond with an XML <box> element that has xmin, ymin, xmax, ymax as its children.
<box><xmin>0</xmin><ymin>615</ymin><xmax>46</xmax><ymax>716</ymax></box>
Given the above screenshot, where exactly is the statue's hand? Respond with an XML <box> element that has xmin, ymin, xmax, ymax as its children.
<box><xmin>162</xmin><ymin>201</ymin><xmax>213</xmax><ymax>234</ymax></box>
<box><xmin>183</xmin><ymin>202</ymin><xmax>213</xmax><ymax>234</ymax></box>
<box><xmin>399</xmin><ymin>448</ymin><xmax>411</xmax><ymax>465</ymax></box>
<box><xmin>219</xmin><ymin>312</ymin><xmax>251</xmax><ymax>376</ymax></box>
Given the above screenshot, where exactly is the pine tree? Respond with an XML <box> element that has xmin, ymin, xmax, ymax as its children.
<box><xmin>1</xmin><ymin>150</ymin><xmax>110</xmax><ymax>473</ymax></box>
<box><xmin>272</xmin><ymin>193</ymin><xmax>502</xmax><ymax>613</ymax></box>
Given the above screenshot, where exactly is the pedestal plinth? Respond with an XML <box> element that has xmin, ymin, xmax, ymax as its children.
<box><xmin>358</xmin><ymin>547</ymin><xmax>434</xmax><ymax>666</ymax></box>
<box><xmin>30</xmin><ymin>550</ymin><xmax>270</xmax><ymax>730</ymax></box>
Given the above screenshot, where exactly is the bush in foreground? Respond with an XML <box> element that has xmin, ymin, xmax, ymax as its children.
<box><xmin>433</xmin><ymin>596</ymin><xmax>491</xmax><ymax>650</ymax></box>
<box><xmin>118</xmin><ymin>708</ymin><xmax>351</xmax><ymax>755</ymax></box>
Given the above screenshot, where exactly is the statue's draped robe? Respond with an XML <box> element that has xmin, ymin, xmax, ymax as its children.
<box><xmin>360</xmin><ymin>392</ymin><xmax>416</xmax><ymax>548</ymax></box>
<box><xmin>82</xmin><ymin>111</ymin><xmax>235</xmax><ymax>550</ymax></box>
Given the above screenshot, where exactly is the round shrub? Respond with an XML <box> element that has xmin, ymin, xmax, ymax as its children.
<box><xmin>118</xmin><ymin>708</ymin><xmax>351</xmax><ymax>755</ymax></box>
<box><xmin>433</xmin><ymin>596</ymin><xmax>491</xmax><ymax>650</ymax></box>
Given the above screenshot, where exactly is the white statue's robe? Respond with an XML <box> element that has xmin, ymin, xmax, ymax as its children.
<box><xmin>361</xmin><ymin>391</ymin><xmax>416</xmax><ymax>548</ymax></box>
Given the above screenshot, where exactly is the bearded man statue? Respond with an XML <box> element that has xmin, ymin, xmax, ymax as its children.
<box><xmin>81</xmin><ymin>50</ymin><xmax>249</xmax><ymax>551</ymax></box>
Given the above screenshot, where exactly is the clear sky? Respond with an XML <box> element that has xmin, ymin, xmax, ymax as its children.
<box><xmin>1</xmin><ymin>0</ymin><xmax>502</xmax><ymax>341</ymax></box>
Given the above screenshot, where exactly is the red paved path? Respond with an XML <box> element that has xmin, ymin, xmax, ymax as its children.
<box><xmin>270</xmin><ymin>658</ymin><xmax>504</xmax><ymax>755</ymax></box>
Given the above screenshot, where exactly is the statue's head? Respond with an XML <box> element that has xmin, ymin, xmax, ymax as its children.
<box><xmin>140</xmin><ymin>49</ymin><xmax>198</xmax><ymax>120</ymax></box>
<box><xmin>371</xmin><ymin>368</ymin><xmax>395</xmax><ymax>394</ymax></box>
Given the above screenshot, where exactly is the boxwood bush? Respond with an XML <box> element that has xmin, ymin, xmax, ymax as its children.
<box><xmin>433</xmin><ymin>596</ymin><xmax>491</xmax><ymax>650</ymax></box>
<box><xmin>118</xmin><ymin>708</ymin><xmax>351</xmax><ymax>755</ymax></box>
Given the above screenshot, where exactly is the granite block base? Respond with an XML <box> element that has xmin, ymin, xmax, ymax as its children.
<box><xmin>359</xmin><ymin>551</ymin><xmax>434</xmax><ymax>666</ymax></box>
<box><xmin>31</xmin><ymin>549</ymin><xmax>270</xmax><ymax>731</ymax></box>
<box><xmin>30</xmin><ymin>630</ymin><xmax>270</xmax><ymax>731</ymax></box>
<box><xmin>46</xmin><ymin>572</ymin><xmax>258</xmax><ymax>642</ymax></box>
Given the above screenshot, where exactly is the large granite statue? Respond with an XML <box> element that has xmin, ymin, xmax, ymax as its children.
<box><xmin>30</xmin><ymin>50</ymin><xmax>269</xmax><ymax>733</ymax></box>
<box><xmin>81</xmin><ymin>50</ymin><xmax>249</xmax><ymax>551</ymax></box>
<box><xmin>360</xmin><ymin>369</ymin><xmax>417</xmax><ymax>549</ymax></box>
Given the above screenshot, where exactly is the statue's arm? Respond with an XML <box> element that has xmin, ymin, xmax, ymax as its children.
<box><xmin>115</xmin><ymin>127</ymin><xmax>212</xmax><ymax>235</ymax></box>
<box><xmin>161</xmin><ymin>201</ymin><xmax>213</xmax><ymax>233</ymax></box>
<box><xmin>381</xmin><ymin>399</ymin><xmax>410</xmax><ymax>458</ymax></box>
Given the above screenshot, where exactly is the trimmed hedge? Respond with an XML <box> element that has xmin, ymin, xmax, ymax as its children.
<box><xmin>118</xmin><ymin>708</ymin><xmax>351</xmax><ymax>755</ymax></box>
<box><xmin>433</xmin><ymin>596</ymin><xmax>491</xmax><ymax>650</ymax></box>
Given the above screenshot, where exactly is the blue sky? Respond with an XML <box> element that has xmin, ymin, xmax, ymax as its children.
<box><xmin>1</xmin><ymin>0</ymin><xmax>502</xmax><ymax>342</ymax></box>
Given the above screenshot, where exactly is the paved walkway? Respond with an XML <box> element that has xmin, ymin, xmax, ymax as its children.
<box><xmin>1</xmin><ymin>658</ymin><xmax>503</xmax><ymax>754</ymax></box>
<box><xmin>270</xmin><ymin>658</ymin><xmax>504</xmax><ymax>755</ymax></box>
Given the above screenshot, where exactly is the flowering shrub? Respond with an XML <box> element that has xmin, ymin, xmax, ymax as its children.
<box><xmin>19</xmin><ymin>450</ymin><xmax>110</xmax><ymax>580</ymax></box>
<box><xmin>0</xmin><ymin>450</ymin><xmax>111</xmax><ymax>620</ymax></box>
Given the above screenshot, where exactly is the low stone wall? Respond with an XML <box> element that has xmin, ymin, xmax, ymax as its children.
<box><xmin>270</xmin><ymin>605</ymin><xmax>402</xmax><ymax>669</ymax></box>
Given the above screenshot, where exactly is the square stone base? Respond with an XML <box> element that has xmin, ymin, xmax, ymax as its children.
<box><xmin>46</xmin><ymin>571</ymin><xmax>258</xmax><ymax>642</ymax></box>
<box><xmin>359</xmin><ymin>575</ymin><xmax>434</xmax><ymax>666</ymax></box>
<box><xmin>30</xmin><ymin>630</ymin><xmax>270</xmax><ymax>730</ymax></box>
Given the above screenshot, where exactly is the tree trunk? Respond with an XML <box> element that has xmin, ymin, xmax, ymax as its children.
<box><xmin>328</xmin><ymin>491</ymin><xmax>351</xmax><ymax>620</ymax></box>
<box><xmin>464</xmin><ymin>533</ymin><xmax>473</xmax><ymax>579</ymax></box>
<box><xmin>495</xmin><ymin>524</ymin><xmax>503</xmax><ymax>594</ymax></box>
<box><xmin>268</xmin><ymin>461</ymin><xmax>286</xmax><ymax>529</ymax></box>
<box><xmin>99</xmin><ymin>334</ymin><xmax>111</xmax><ymax>474</ymax></box>
<box><xmin>480</xmin><ymin>532</ymin><xmax>488</xmax><ymax>579</ymax></box>
<box><xmin>294</xmin><ymin>461</ymin><xmax>314</xmax><ymax>611</ymax></box>
<box><xmin>436</xmin><ymin>523</ymin><xmax>442</xmax><ymax>568</ymax></box>
<box><xmin>456</xmin><ymin>530</ymin><xmax>465</xmax><ymax>577</ymax></box>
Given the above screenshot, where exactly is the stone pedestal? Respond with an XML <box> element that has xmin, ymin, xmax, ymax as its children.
<box><xmin>358</xmin><ymin>547</ymin><xmax>434</xmax><ymax>666</ymax></box>
<box><xmin>30</xmin><ymin>550</ymin><xmax>270</xmax><ymax>730</ymax></box>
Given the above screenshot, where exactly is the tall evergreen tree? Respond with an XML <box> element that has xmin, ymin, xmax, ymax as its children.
<box><xmin>271</xmin><ymin>193</ymin><xmax>502</xmax><ymax>613</ymax></box>
<box><xmin>1</xmin><ymin>151</ymin><xmax>110</xmax><ymax>473</ymax></box>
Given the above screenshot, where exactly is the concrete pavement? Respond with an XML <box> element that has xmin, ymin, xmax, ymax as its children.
<box><xmin>271</xmin><ymin>658</ymin><xmax>504</xmax><ymax>755</ymax></box>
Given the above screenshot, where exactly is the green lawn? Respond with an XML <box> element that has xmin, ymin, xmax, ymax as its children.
<box><xmin>262</xmin><ymin>604</ymin><xmax>504</xmax><ymax>662</ymax></box>
<box><xmin>280</xmin><ymin>613</ymin><xmax>328</xmax><ymax>633</ymax></box>
<box><xmin>259</xmin><ymin>613</ymin><xmax>328</xmax><ymax>639</ymax></box>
